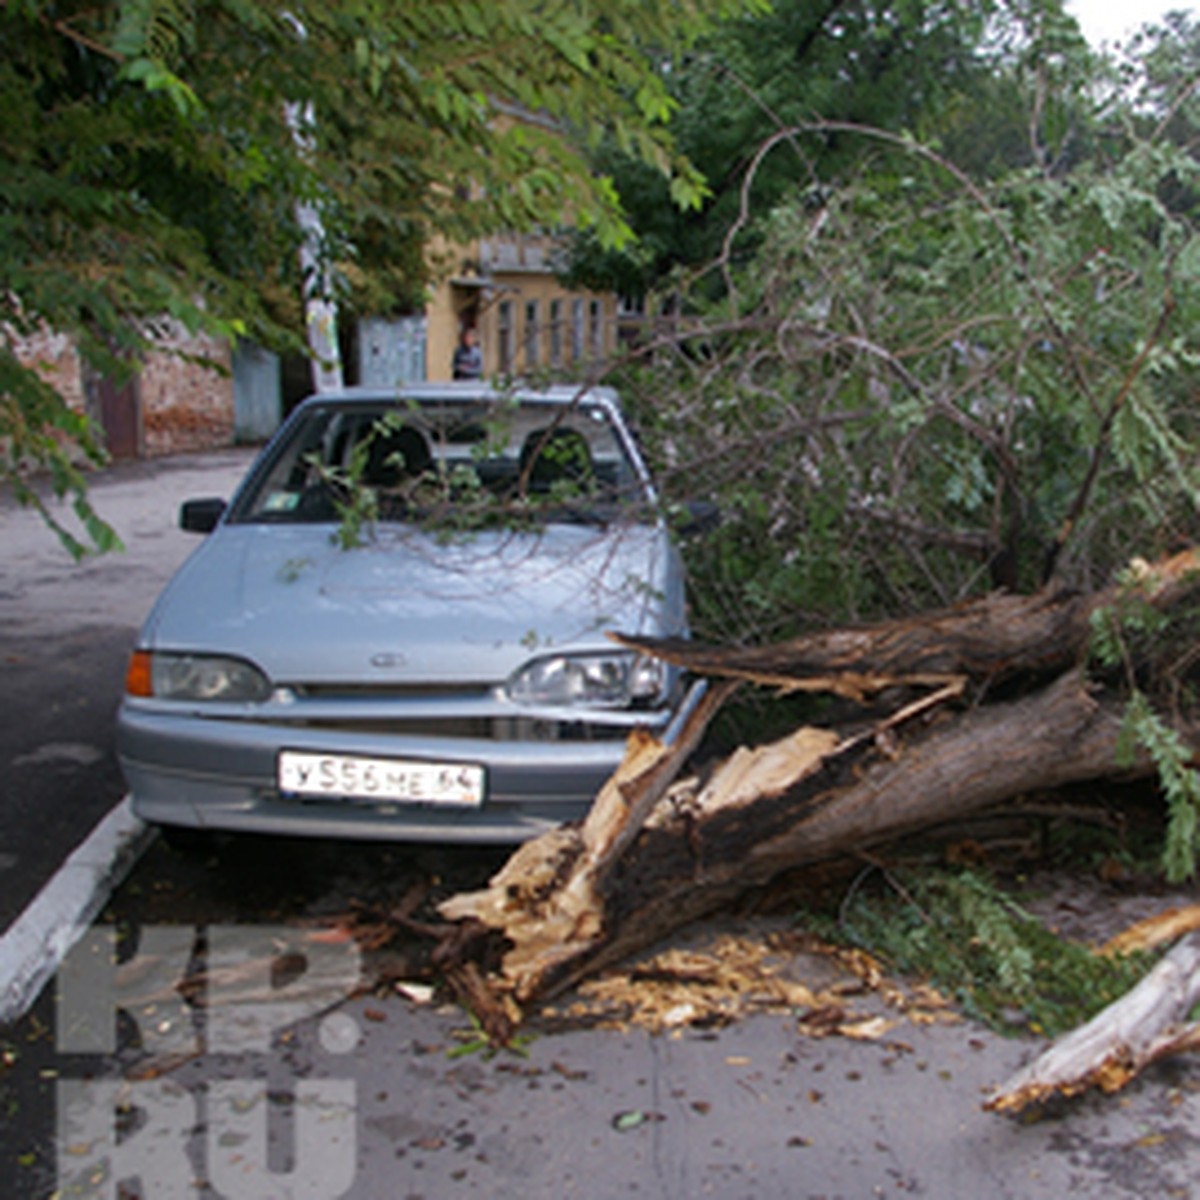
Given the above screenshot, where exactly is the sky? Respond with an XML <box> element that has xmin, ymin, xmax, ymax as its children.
<box><xmin>1067</xmin><ymin>0</ymin><xmax>1194</xmax><ymax>46</ymax></box>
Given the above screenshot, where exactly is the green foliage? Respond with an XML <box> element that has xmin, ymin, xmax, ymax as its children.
<box><xmin>805</xmin><ymin>865</ymin><xmax>1151</xmax><ymax>1035</ymax></box>
<box><xmin>305</xmin><ymin>435</ymin><xmax>379</xmax><ymax>551</ymax></box>
<box><xmin>615</xmin><ymin>91</ymin><xmax>1200</xmax><ymax>643</ymax></box>
<box><xmin>1117</xmin><ymin>691</ymin><xmax>1200</xmax><ymax>882</ymax></box>
<box><xmin>578</xmin><ymin>4</ymin><xmax>1200</xmax><ymax>651</ymax></box>
<box><xmin>3</xmin><ymin>0</ymin><xmax>758</xmax><ymax>553</ymax></box>
<box><xmin>447</xmin><ymin>1006</ymin><xmax>534</xmax><ymax>1060</ymax></box>
<box><xmin>0</xmin><ymin>348</ymin><xmax>122</xmax><ymax>560</ymax></box>
<box><xmin>1088</xmin><ymin>585</ymin><xmax>1170</xmax><ymax>674</ymax></box>
<box><xmin>568</xmin><ymin>1</ymin><xmax>1101</xmax><ymax>297</ymax></box>
<box><xmin>1088</xmin><ymin>575</ymin><xmax>1200</xmax><ymax>881</ymax></box>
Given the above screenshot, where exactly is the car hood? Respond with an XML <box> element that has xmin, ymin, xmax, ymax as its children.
<box><xmin>139</xmin><ymin>521</ymin><xmax>684</xmax><ymax>685</ymax></box>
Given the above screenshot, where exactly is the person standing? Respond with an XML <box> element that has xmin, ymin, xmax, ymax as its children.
<box><xmin>452</xmin><ymin>327</ymin><xmax>483</xmax><ymax>379</ymax></box>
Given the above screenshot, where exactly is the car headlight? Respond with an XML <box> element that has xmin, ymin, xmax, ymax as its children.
<box><xmin>506</xmin><ymin>652</ymin><xmax>666</xmax><ymax>709</ymax></box>
<box><xmin>125</xmin><ymin>651</ymin><xmax>272</xmax><ymax>702</ymax></box>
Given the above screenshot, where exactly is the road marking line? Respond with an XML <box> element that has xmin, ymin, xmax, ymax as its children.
<box><xmin>0</xmin><ymin>796</ymin><xmax>153</xmax><ymax>1025</ymax></box>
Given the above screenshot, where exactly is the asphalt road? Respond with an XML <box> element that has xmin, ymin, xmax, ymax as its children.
<box><xmin>0</xmin><ymin>446</ymin><xmax>258</xmax><ymax>931</ymax></box>
<box><xmin>3</xmin><ymin>446</ymin><xmax>1200</xmax><ymax>1198</ymax></box>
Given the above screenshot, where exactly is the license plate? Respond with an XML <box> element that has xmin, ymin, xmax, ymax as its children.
<box><xmin>278</xmin><ymin>750</ymin><xmax>484</xmax><ymax>807</ymax></box>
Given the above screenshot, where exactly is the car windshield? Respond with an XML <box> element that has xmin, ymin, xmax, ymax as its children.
<box><xmin>232</xmin><ymin>395</ymin><xmax>651</xmax><ymax>528</ymax></box>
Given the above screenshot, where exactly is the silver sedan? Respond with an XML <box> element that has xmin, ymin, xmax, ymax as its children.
<box><xmin>118</xmin><ymin>383</ymin><xmax>705</xmax><ymax>842</ymax></box>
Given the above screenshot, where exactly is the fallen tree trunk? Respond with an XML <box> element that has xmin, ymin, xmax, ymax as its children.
<box><xmin>612</xmin><ymin>546</ymin><xmax>1200</xmax><ymax>699</ymax></box>
<box><xmin>987</xmin><ymin>931</ymin><xmax>1200</xmax><ymax>1113</ymax></box>
<box><xmin>436</xmin><ymin>549</ymin><xmax>1200</xmax><ymax>1041</ymax></box>
<box><xmin>441</xmin><ymin>669</ymin><xmax>1157</xmax><ymax>1011</ymax></box>
<box><xmin>613</xmin><ymin>588</ymin><xmax>1087</xmax><ymax>700</ymax></box>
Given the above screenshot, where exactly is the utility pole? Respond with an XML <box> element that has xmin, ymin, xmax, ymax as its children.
<box><xmin>295</xmin><ymin>188</ymin><xmax>344</xmax><ymax>392</ymax></box>
<box><xmin>284</xmin><ymin>13</ymin><xmax>343</xmax><ymax>393</ymax></box>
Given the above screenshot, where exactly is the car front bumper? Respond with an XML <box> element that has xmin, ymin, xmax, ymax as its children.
<box><xmin>118</xmin><ymin>678</ymin><xmax>707</xmax><ymax>843</ymax></box>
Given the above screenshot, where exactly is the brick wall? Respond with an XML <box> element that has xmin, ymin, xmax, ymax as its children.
<box><xmin>12</xmin><ymin>327</ymin><xmax>86</xmax><ymax>412</ymax></box>
<box><xmin>11</xmin><ymin>324</ymin><xmax>235</xmax><ymax>459</ymax></box>
<box><xmin>139</xmin><ymin>330</ymin><xmax>234</xmax><ymax>457</ymax></box>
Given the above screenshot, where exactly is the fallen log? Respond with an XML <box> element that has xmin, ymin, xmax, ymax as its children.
<box><xmin>613</xmin><ymin>545</ymin><xmax>1200</xmax><ymax>699</ymax></box>
<box><xmin>435</xmin><ymin>549</ymin><xmax>1200</xmax><ymax>1041</ymax></box>
<box><xmin>440</xmin><ymin>669</ymin><xmax>1157</xmax><ymax>1011</ymax></box>
<box><xmin>613</xmin><ymin>589</ymin><xmax>1085</xmax><ymax>700</ymax></box>
<box><xmin>987</xmin><ymin>931</ymin><xmax>1200</xmax><ymax>1113</ymax></box>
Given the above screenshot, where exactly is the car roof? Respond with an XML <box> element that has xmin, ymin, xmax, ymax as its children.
<box><xmin>300</xmin><ymin>382</ymin><xmax>624</xmax><ymax>411</ymax></box>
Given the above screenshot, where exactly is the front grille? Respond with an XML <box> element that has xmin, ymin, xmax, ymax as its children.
<box><xmin>293</xmin><ymin>682</ymin><xmax>492</xmax><ymax>700</ymax></box>
<box><xmin>290</xmin><ymin>716</ymin><xmax>627</xmax><ymax>742</ymax></box>
<box><xmin>266</xmin><ymin>681</ymin><xmax>638</xmax><ymax>742</ymax></box>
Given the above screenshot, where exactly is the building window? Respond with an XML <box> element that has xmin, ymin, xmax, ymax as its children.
<box><xmin>524</xmin><ymin>299</ymin><xmax>540</xmax><ymax>368</ymax></box>
<box><xmin>498</xmin><ymin>300</ymin><xmax>514</xmax><ymax>374</ymax></box>
<box><xmin>588</xmin><ymin>298</ymin><xmax>604</xmax><ymax>358</ymax></box>
<box><xmin>549</xmin><ymin>299</ymin><xmax>563</xmax><ymax>367</ymax></box>
<box><xmin>571</xmin><ymin>298</ymin><xmax>584</xmax><ymax>362</ymax></box>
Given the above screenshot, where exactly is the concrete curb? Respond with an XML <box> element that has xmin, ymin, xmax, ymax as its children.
<box><xmin>0</xmin><ymin>797</ymin><xmax>154</xmax><ymax>1026</ymax></box>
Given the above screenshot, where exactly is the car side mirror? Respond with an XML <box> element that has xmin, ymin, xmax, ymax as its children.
<box><xmin>180</xmin><ymin>497</ymin><xmax>227</xmax><ymax>534</ymax></box>
<box><xmin>675</xmin><ymin>500</ymin><xmax>720</xmax><ymax>537</ymax></box>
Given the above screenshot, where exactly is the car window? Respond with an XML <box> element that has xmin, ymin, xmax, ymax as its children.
<box><xmin>233</xmin><ymin>397</ymin><xmax>650</xmax><ymax>527</ymax></box>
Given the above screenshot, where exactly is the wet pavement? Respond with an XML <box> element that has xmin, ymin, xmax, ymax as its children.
<box><xmin>2</xmin><ymin>819</ymin><xmax>1199</xmax><ymax>1198</ymax></box>
<box><xmin>8</xmin><ymin>917</ymin><xmax>1200</xmax><ymax>1199</ymax></box>
<box><xmin>0</xmin><ymin>447</ymin><xmax>257</xmax><ymax>931</ymax></box>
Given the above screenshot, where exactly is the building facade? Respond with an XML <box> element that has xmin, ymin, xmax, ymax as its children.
<box><xmin>13</xmin><ymin>232</ymin><xmax>618</xmax><ymax>460</ymax></box>
<box><xmin>424</xmin><ymin>232</ymin><xmax>616</xmax><ymax>384</ymax></box>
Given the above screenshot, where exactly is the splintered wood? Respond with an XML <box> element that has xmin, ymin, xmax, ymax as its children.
<box><xmin>537</xmin><ymin>925</ymin><xmax>958</xmax><ymax>1041</ymax></box>
<box><xmin>439</xmin><ymin>702</ymin><xmax>853</xmax><ymax>1007</ymax></box>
